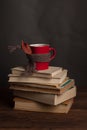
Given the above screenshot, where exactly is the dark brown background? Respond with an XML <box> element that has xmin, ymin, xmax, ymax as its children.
<box><xmin>0</xmin><ymin>0</ymin><xmax>87</xmax><ymax>88</ymax></box>
<box><xmin>0</xmin><ymin>1</ymin><xmax>87</xmax><ymax>129</ymax></box>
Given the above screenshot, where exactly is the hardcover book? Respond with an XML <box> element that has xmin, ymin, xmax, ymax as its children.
<box><xmin>8</xmin><ymin>70</ymin><xmax>67</xmax><ymax>86</ymax></box>
<box><xmin>11</xmin><ymin>66</ymin><xmax>63</xmax><ymax>78</ymax></box>
<box><xmin>13</xmin><ymin>86</ymin><xmax>76</xmax><ymax>105</ymax></box>
<box><xmin>13</xmin><ymin>97</ymin><xmax>74</xmax><ymax>113</ymax></box>
<box><xmin>10</xmin><ymin>79</ymin><xmax>75</xmax><ymax>94</ymax></box>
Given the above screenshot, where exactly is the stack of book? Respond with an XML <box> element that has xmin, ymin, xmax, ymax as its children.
<box><xmin>8</xmin><ymin>66</ymin><xmax>76</xmax><ymax>113</ymax></box>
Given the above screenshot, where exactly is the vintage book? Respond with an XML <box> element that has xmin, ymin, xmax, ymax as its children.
<box><xmin>13</xmin><ymin>86</ymin><xmax>76</xmax><ymax>105</ymax></box>
<box><xmin>10</xmin><ymin>66</ymin><xmax>63</xmax><ymax>78</ymax></box>
<box><xmin>8</xmin><ymin>69</ymin><xmax>67</xmax><ymax>85</ymax></box>
<box><xmin>13</xmin><ymin>97</ymin><xmax>74</xmax><ymax>113</ymax></box>
<box><xmin>10</xmin><ymin>79</ymin><xmax>75</xmax><ymax>94</ymax></box>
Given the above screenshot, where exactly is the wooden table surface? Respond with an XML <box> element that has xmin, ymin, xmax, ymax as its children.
<box><xmin>0</xmin><ymin>87</ymin><xmax>87</xmax><ymax>130</ymax></box>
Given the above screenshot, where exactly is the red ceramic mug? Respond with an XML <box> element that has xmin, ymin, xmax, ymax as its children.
<box><xmin>29</xmin><ymin>43</ymin><xmax>56</xmax><ymax>70</ymax></box>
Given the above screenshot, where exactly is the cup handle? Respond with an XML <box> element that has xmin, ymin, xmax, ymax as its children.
<box><xmin>49</xmin><ymin>47</ymin><xmax>56</xmax><ymax>61</ymax></box>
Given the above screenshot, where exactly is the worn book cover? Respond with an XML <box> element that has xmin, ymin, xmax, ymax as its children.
<box><xmin>8</xmin><ymin>70</ymin><xmax>67</xmax><ymax>86</ymax></box>
<box><xmin>10</xmin><ymin>79</ymin><xmax>75</xmax><ymax>94</ymax></box>
<box><xmin>13</xmin><ymin>97</ymin><xmax>74</xmax><ymax>113</ymax></box>
<box><xmin>13</xmin><ymin>86</ymin><xmax>76</xmax><ymax>105</ymax></box>
<box><xmin>11</xmin><ymin>66</ymin><xmax>63</xmax><ymax>78</ymax></box>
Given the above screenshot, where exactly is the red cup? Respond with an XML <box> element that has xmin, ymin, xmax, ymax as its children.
<box><xmin>30</xmin><ymin>43</ymin><xmax>56</xmax><ymax>70</ymax></box>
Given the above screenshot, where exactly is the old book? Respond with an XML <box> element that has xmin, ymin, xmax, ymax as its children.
<box><xmin>8</xmin><ymin>69</ymin><xmax>67</xmax><ymax>86</ymax></box>
<box><xmin>13</xmin><ymin>97</ymin><xmax>74</xmax><ymax>113</ymax></box>
<box><xmin>10</xmin><ymin>79</ymin><xmax>75</xmax><ymax>94</ymax></box>
<box><xmin>11</xmin><ymin>66</ymin><xmax>63</xmax><ymax>78</ymax></box>
<box><xmin>13</xmin><ymin>86</ymin><xmax>76</xmax><ymax>105</ymax></box>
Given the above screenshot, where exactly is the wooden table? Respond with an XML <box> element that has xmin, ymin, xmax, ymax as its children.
<box><xmin>0</xmin><ymin>87</ymin><xmax>87</xmax><ymax>130</ymax></box>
